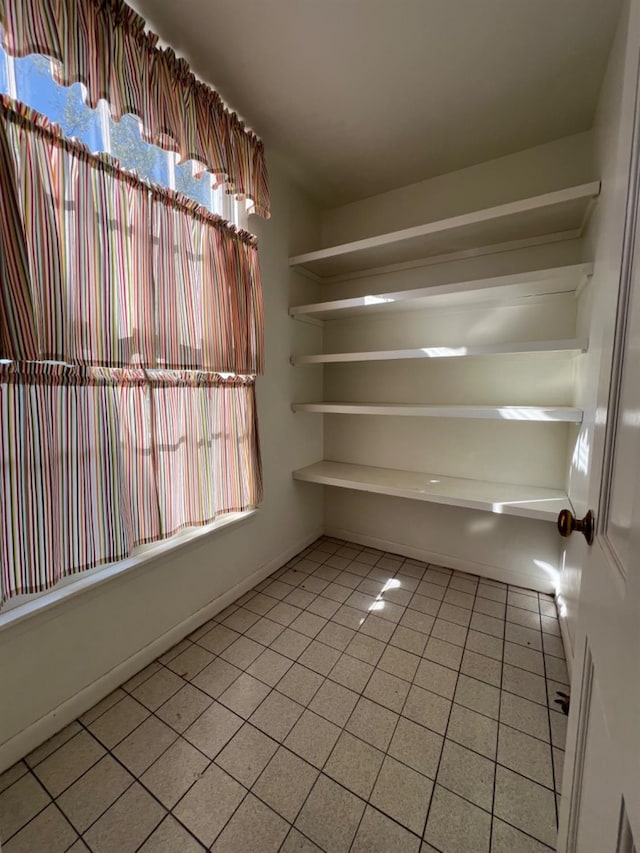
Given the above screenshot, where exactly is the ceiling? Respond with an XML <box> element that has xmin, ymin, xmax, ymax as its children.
<box><xmin>133</xmin><ymin>0</ymin><xmax>622</xmax><ymax>208</ymax></box>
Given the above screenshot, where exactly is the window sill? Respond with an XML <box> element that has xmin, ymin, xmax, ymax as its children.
<box><xmin>0</xmin><ymin>509</ymin><xmax>258</xmax><ymax>634</ymax></box>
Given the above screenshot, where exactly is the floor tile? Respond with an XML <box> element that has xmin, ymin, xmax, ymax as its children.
<box><xmin>333</xmin><ymin>604</ymin><xmax>367</xmax><ymax>629</ymax></box>
<box><xmin>455</xmin><ymin>674</ymin><xmax>500</xmax><ymax>719</ymax></box>
<box><xmin>329</xmin><ymin>653</ymin><xmax>373</xmax><ymax>693</ymax></box>
<box><xmin>80</xmin><ymin>691</ymin><xmax>126</xmax><ymax>727</ymax></box>
<box><xmin>220</xmin><ymin>636</ymin><xmax>264</xmax><ymax>669</ymax></box>
<box><xmin>346</xmin><ymin>633</ymin><xmax>385</xmax><ymax>665</ymax></box>
<box><xmin>83</xmin><ymin>782</ymin><xmax>164</xmax><ymax>853</ymax></box>
<box><xmin>414</xmin><ymin>658</ymin><xmax>458</xmax><ymax>699</ymax></box>
<box><xmin>390</xmin><ymin>625</ymin><xmax>428</xmax><ymax>655</ymax></box>
<box><xmin>113</xmin><ymin>715</ymin><xmax>177</xmax><ymax>776</ymax></box>
<box><xmin>508</xmin><ymin>592</ymin><xmax>539</xmax><ymax>613</ymax></box>
<box><xmin>122</xmin><ymin>662</ymin><xmax>162</xmax><ymax>693</ymax></box>
<box><xmin>165</xmin><ymin>644</ymin><xmax>214</xmax><ymax>680</ymax></box>
<box><xmin>364</xmin><ymin>668</ymin><xmax>410</xmax><ymax>712</ymax></box>
<box><xmin>298</xmin><ymin>640</ymin><xmax>341</xmax><ymax>675</ymax></box>
<box><xmin>549</xmin><ymin>710</ymin><xmax>567</xmax><ymax>749</ymax></box>
<box><xmin>424</xmin><ymin>784</ymin><xmax>491</xmax><ymax>853</ymax></box>
<box><xmin>504</xmin><ymin>641</ymin><xmax>545</xmax><ymax>675</ymax></box>
<box><xmin>402</xmin><ymin>684</ymin><xmax>451</xmax><ymax>735</ymax></box>
<box><xmin>222</xmin><ymin>606</ymin><xmax>261</xmax><ymax>632</ymax></box>
<box><xmin>437</xmin><ymin>739</ymin><xmax>495</xmax><ymax>810</ymax></box>
<box><xmin>245</xmin><ymin>591</ymin><xmax>279</xmax><ymax>615</ymax></box>
<box><xmin>316</xmin><ymin>621</ymin><xmax>356</xmax><ymax>651</ymax></box>
<box><xmin>497</xmin><ymin>725</ymin><xmax>554</xmax><ymax>788</ymax></box>
<box><xmin>477</xmin><ymin>583</ymin><xmax>507</xmax><ymax>603</ymax></box>
<box><xmin>211</xmin><ymin>793</ymin><xmax>289</xmax><ymax>852</ymax></box>
<box><xmin>269</xmin><ymin>601</ymin><xmax>304</xmax><ymax>627</ymax></box>
<box><xmin>290</xmin><ymin>611</ymin><xmax>328</xmax><ymax>638</ymax></box>
<box><xmin>25</xmin><ymin>722</ymin><xmax>83</xmax><ymax>768</ymax></box>
<box><xmin>253</xmin><ymin>747</ymin><xmax>318</xmax><ymax>822</ymax></box>
<box><xmin>542</xmin><ymin>633</ymin><xmax>565</xmax><ymax>659</ymax></box>
<box><xmin>351</xmin><ymin>805</ymin><xmax>421</xmax><ymax>853</ymax></box>
<box><xmin>400</xmin><ymin>609</ymin><xmax>436</xmax><ymax>634</ymax></box>
<box><xmin>270</xmin><ymin>627</ymin><xmax>313</xmax><ymax>659</ymax></box>
<box><xmin>491</xmin><ymin>817</ymin><xmax>555</xmax><ymax>852</ymax></box>
<box><xmin>218</xmin><ymin>672</ymin><xmax>271</xmax><ymax>718</ymax></box>
<box><xmin>277</xmin><ymin>663</ymin><xmax>324</xmax><ymax>705</ymax></box>
<box><xmin>409</xmin><ymin>593</ymin><xmax>441</xmax><ymax>617</ymax></box>
<box><xmin>295</xmin><ymin>774</ymin><xmax>366</xmax><ymax>853</ymax></box>
<box><xmin>0</xmin><ymin>762</ymin><xmax>28</xmax><ymax>796</ymax></box>
<box><xmin>196</xmin><ymin>624</ymin><xmax>241</xmax><ymax>654</ymax></box>
<box><xmin>131</xmin><ymin>668</ymin><xmax>185</xmax><ymax>711</ymax></box>
<box><xmin>310</xmin><ymin>679</ymin><xmax>359</xmax><ymax>726</ymax></box>
<box><xmin>424</xmin><ymin>637</ymin><xmax>463</xmax><ymax>670</ymax></box>
<box><xmin>216</xmin><ymin>723</ymin><xmax>278</xmax><ymax>786</ymax></box>
<box><xmin>173</xmin><ymin>763</ymin><xmax>245</xmax><ymax>847</ymax></box>
<box><xmin>0</xmin><ymin>774</ymin><xmax>52</xmax><ymax>842</ymax></box>
<box><xmin>507</xmin><ymin>606</ymin><xmax>542</xmax><ymax>631</ymax></box>
<box><xmin>388</xmin><ymin>717</ymin><xmax>443</xmax><ymax>777</ymax></box>
<box><xmin>249</xmin><ymin>691</ymin><xmax>305</xmax><ymax>741</ymax></box>
<box><xmin>1</xmin><ymin>803</ymin><xmax>77</xmax><ymax>853</ymax></box>
<box><xmin>359</xmin><ymin>614</ymin><xmax>396</xmax><ymax>642</ymax></box>
<box><xmin>370</xmin><ymin>755</ymin><xmax>432</xmax><ymax>835</ymax></box>
<box><xmin>544</xmin><ymin>654</ymin><xmax>569</xmax><ymax>684</ymax></box>
<box><xmin>284</xmin><ymin>709</ymin><xmax>341</xmax><ymax>768</ymax></box>
<box><xmin>473</xmin><ymin>597</ymin><xmax>506</xmax><ymax>620</ymax></box>
<box><xmin>247</xmin><ymin>648</ymin><xmax>294</xmax><ymax>686</ymax></box>
<box><xmin>324</xmin><ymin>730</ymin><xmax>384</xmax><ymax>797</ymax></box>
<box><xmin>33</xmin><ymin>730</ymin><xmax>105</xmax><ymax>797</ymax></box>
<box><xmin>323</xmin><ymin>582</ymin><xmax>352</xmax><ymax>604</ymax></box>
<box><xmin>444</xmin><ymin>588</ymin><xmax>475</xmax><ymax>610</ymax></box>
<box><xmin>502</xmin><ymin>664</ymin><xmax>547</xmax><ymax>705</ymax></box>
<box><xmin>140</xmin><ymin>737</ymin><xmax>209</xmax><ymax>807</ymax></box>
<box><xmin>191</xmin><ymin>658</ymin><xmax>242</xmax><ymax>699</ymax></box>
<box><xmin>87</xmin><ymin>695</ymin><xmax>150</xmax><ymax>749</ymax></box>
<box><xmin>446</xmin><ymin>703</ymin><xmax>498</xmax><ymax>759</ymax></box>
<box><xmin>430</xmin><ymin>618</ymin><xmax>468</xmax><ymax>647</ymax></box>
<box><xmin>377</xmin><ymin>645</ymin><xmax>420</xmax><ymax>681</ymax></box>
<box><xmin>245</xmin><ymin>618</ymin><xmax>285</xmax><ymax>647</ymax></box>
<box><xmin>281</xmin><ymin>828</ymin><xmax>324</xmax><ymax>852</ymax></box>
<box><xmin>506</xmin><ymin>623</ymin><xmax>543</xmax><ymax>651</ymax></box>
<box><xmin>553</xmin><ymin>747</ymin><xmax>565</xmax><ymax>793</ymax></box>
<box><xmin>138</xmin><ymin>814</ymin><xmax>204</xmax><ymax>852</ymax></box>
<box><xmin>500</xmin><ymin>692</ymin><xmax>550</xmax><ymax>742</ymax></box>
<box><xmin>56</xmin><ymin>755</ymin><xmax>133</xmax><ymax>833</ymax></box>
<box><xmin>470</xmin><ymin>611</ymin><xmax>504</xmax><ymax>638</ymax></box>
<box><xmin>374</xmin><ymin>599</ymin><xmax>406</xmax><ymax>623</ymax></box>
<box><xmin>183</xmin><ymin>701</ymin><xmax>243</xmax><ymax>758</ymax></box>
<box><xmin>461</xmin><ymin>649</ymin><xmax>502</xmax><ymax>687</ymax></box>
<box><xmin>465</xmin><ymin>629</ymin><xmax>503</xmax><ymax>661</ymax></box>
<box><xmin>346</xmin><ymin>697</ymin><xmax>399</xmax><ymax>751</ymax></box>
<box><xmin>307</xmin><ymin>596</ymin><xmax>341</xmax><ymax>619</ymax></box>
<box><xmin>155</xmin><ymin>683</ymin><xmax>212</xmax><ymax>733</ymax></box>
<box><xmin>494</xmin><ymin>765</ymin><xmax>557</xmax><ymax>848</ymax></box>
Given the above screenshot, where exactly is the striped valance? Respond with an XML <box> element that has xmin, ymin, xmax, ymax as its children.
<box><xmin>0</xmin><ymin>0</ymin><xmax>270</xmax><ymax>218</ymax></box>
<box><xmin>0</xmin><ymin>99</ymin><xmax>264</xmax><ymax>374</ymax></box>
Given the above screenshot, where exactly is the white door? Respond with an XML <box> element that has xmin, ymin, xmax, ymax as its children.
<box><xmin>556</xmin><ymin>56</ymin><xmax>640</xmax><ymax>853</ymax></box>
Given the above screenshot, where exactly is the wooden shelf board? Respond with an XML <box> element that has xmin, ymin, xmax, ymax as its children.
<box><xmin>292</xmin><ymin>461</ymin><xmax>568</xmax><ymax>522</ymax></box>
<box><xmin>289</xmin><ymin>264</ymin><xmax>593</xmax><ymax>320</ymax></box>
<box><xmin>292</xmin><ymin>403</ymin><xmax>583</xmax><ymax>423</ymax></box>
<box><xmin>288</xmin><ymin>184</ymin><xmax>600</xmax><ymax>277</ymax></box>
<box><xmin>292</xmin><ymin>337</ymin><xmax>588</xmax><ymax>365</ymax></box>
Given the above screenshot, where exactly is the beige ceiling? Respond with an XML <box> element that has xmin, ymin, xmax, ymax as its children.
<box><xmin>133</xmin><ymin>0</ymin><xmax>621</xmax><ymax>208</ymax></box>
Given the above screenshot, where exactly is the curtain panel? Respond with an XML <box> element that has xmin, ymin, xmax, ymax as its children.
<box><xmin>0</xmin><ymin>363</ymin><xmax>262</xmax><ymax>603</ymax></box>
<box><xmin>0</xmin><ymin>0</ymin><xmax>271</xmax><ymax>218</ymax></box>
<box><xmin>0</xmin><ymin>99</ymin><xmax>264</xmax><ymax>374</ymax></box>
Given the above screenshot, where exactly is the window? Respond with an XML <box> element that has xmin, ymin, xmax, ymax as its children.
<box><xmin>0</xmin><ymin>12</ymin><xmax>265</xmax><ymax>611</ymax></box>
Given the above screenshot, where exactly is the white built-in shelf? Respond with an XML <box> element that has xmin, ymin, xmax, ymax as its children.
<box><xmin>292</xmin><ymin>337</ymin><xmax>588</xmax><ymax>365</ymax></box>
<box><xmin>289</xmin><ymin>184</ymin><xmax>600</xmax><ymax>278</ymax></box>
<box><xmin>292</xmin><ymin>403</ymin><xmax>583</xmax><ymax>423</ymax></box>
<box><xmin>292</xmin><ymin>461</ymin><xmax>569</xmax><ymax>522</ymax></box>
<box><xmin>289</xmin><ymin>264</ymin><xmax>593</xmax><ymax>320</ymax></box>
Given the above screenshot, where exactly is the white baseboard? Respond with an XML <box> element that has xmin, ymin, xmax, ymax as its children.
<box><xmin>557</xmin><ymin>610</ymin><xmax>574</xmax><ymax>684</ymax></box>
<box><xmin>325</xmin><ymin>526</ymin><xmax>556</xmax><ymax>594</ymax></box>
<box><xmin>0</xmin><ymin>527</ymin><xmax>322</xmax><ymax>773</ymax></box>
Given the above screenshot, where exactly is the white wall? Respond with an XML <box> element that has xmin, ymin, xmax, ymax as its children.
<box><xmin>314</xmin><ymin>134</ymin><xmax>601</xmax><ymax>595</ymax></box>
<box><xmin>0</xmin><ymin>161</ymin><xmax>324</xmax><ymax>771</ymax></box>
<box><xmin>560</xmin><ymin>0</ymin><xmax>638</xmax><ymax>654</ymax></box>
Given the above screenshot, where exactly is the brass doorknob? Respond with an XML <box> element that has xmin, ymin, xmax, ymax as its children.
<box><xmin>557</xmin><ymin>508</ymin><xmax>594</xmax><ymax>545</ymax></box>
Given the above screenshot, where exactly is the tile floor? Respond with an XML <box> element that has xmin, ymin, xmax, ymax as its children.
<box><xmin>0</xmin><ymin>537</ymin><xmax>570</xmax><ymax>852</ymax></box>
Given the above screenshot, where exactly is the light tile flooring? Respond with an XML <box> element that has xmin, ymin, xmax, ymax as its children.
<box><xmin>0</xmin><ymin>537</ymin><xmax>570</xmax><ymax>852</ymax></box>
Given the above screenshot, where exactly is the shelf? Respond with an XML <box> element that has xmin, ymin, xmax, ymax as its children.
<box><xmin>292</xmin><ymin>461</ymin><xmax>569</xmax><ymax>522</ymax></box>
<box><xmin>292</xmin><ymin>337</ymin><xmax>588</xmax><ymax>365</ymax></box>
<box><xmin>289</xmin><ymin>184</ymin><xmax>600</xmax><ymax>278</ymax></box>
<box><xmin>289</xmin><ymin>264</ymin><xmax>593</xmax><ymax>321</ymax></box>
<box><xmin>292</xmin><ymin>403</ymin><xmax>583</xmax><ymax>422</ymax></box>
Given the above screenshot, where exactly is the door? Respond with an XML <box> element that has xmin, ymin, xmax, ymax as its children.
<box><xmin>556</xmin><ymin>52</ymin><xmax>640</xmax><ymax>853</ymax></box>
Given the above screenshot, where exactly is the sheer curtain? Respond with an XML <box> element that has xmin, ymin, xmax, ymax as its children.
<box><xmin>0</xmin><ymin>101</ymin><xmax>264</xmax><ymax>604</ymax></box>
